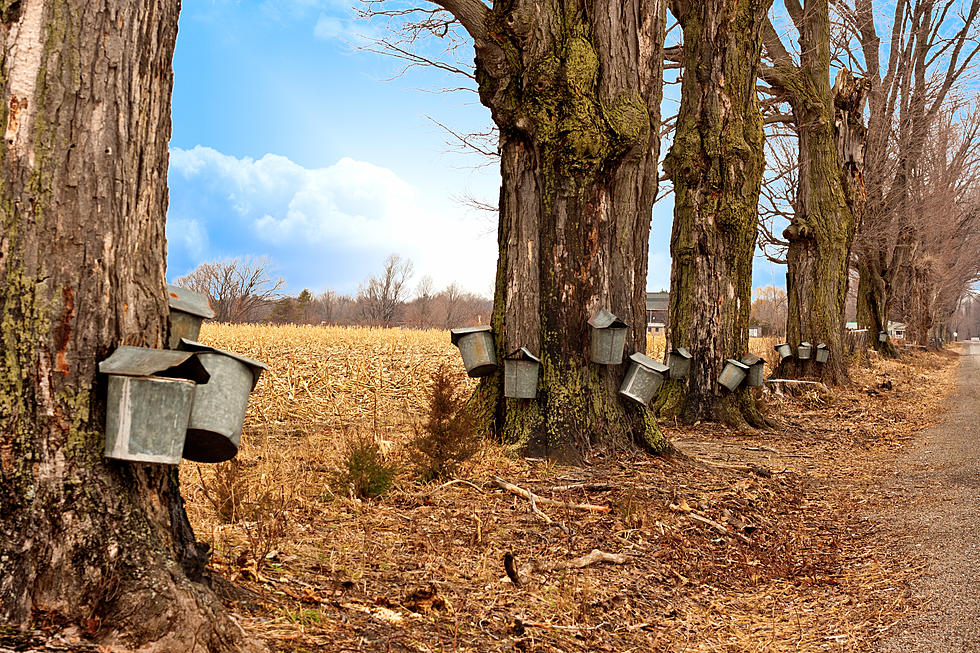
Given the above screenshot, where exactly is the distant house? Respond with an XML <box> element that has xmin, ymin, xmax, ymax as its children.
<box><xmin>646</xmin><ymin>291</ymin><xmax>668</xmax><ymax>335</ymax></box>
<box><xmin>748</xmin><ymin>326</ymin><xmax>762</xmax><ymax>338</ymax></box>
<box><xmin>845</xmin><ymin>321</ymin><xmax>905</xmax><ymax>338</ymax></box>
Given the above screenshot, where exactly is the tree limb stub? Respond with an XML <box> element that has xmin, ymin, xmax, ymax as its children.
<box><xmin>430</xmin><ymin>0</ymin><xmax>489</xmax><ymax>44</ymax></box>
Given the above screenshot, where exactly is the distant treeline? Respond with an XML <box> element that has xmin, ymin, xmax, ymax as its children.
<box><xmin>173</xmin><ymin>254</ymin><xmax>492</xmax><ymax>329</ymax></box>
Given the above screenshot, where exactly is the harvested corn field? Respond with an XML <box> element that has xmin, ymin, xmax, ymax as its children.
<box><xmin>179</xmin><ymin>324</ymin><xmax>964</xmax><ymax>652</ymax></box>
<box><xmin>193</xmin><ymin>324</ymin><xmax>470</xmax><ymax>431</ymax></box>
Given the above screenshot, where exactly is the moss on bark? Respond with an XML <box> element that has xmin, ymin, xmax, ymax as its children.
<box><xmin>660</xmin><ymin>0</ymin><xmax>772</xmax><ymax>426</ymax></box>
<box><xmin>468</xmin><ymin>2</ymin><xmax>668</xmax><ymax>459</ymax></box>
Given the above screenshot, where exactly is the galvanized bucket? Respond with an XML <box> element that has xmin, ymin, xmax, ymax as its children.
<box><xmin>178</xmin><ymin>339</ymin><xmax>267</xmax><ymax>463</ymax></box>
<box><xmin>588</xmin><ymin>309</ymin><xmax>627</xmax><ymax>365</ymax></box>
<box><xmin>104</xmin><ymin>376</ymin><xmax>195</xmax><ymax>464</ymax></box>
<box><xmin>504</xmin><ymin>347</ymin><xmax>540</xmax><ymax>399</ymax></box>
<box><xmin>879</xmin><ymin>331</ymin><xmax>888</xmax><ymax>343</ymax></box>
<box><xmin>99</xmin><ymin>346</ymin><xmax>210</xmax><ymax>464</ymax></box>
<box><xmin>167</xmin><ymin>284</ymin><xmax>215</xmax><ymax>349</ymax></box>
<box><xmin>718</xmin><ymin>359</ymin><xmax>749</xmax><ymax>391</ymax></box>
<box><xmin>774</xmin><ymin>342</ymin><xmax>793</xmax><ymax>361</ymax></box>
<box><xmin>668</xmin><ymin>347</ymin><xmax>693</xmax><ymax>379</ymax></box>
<box><xmin>815</xmin><ymin>343</ymin><xmax>830</xmax><ymax>363</ymax></box>
<box><xmin>739</xmin><ymin>353</ymin><xmax>765</xmax><ymax>387</ymax></box>
<box><xmin>798</xmin><ymin>342</ymin><xmax>813</xmax><ymax>360</ymax></box>
<box><xmin>450</xmin><ymin>326</ymin><xmax>497</xmax><ymax>377</ymax></box>
<box><xmin>619</xmin><ymin>353</ymin><xmax>670</xmax><ymax>406</ymax></box>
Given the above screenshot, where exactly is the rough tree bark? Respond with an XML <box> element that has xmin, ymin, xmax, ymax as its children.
<box><xmin>856</xmin><ymin>257</ymin><xmax>898</xmax><ymax>355</ymax></box>
<box><xmin>434</xmin><ymin>0</ymin><xmax>668</xmax><ymax>458</ymax></box>
<box><xmin>657</xmin><ymin>0</ymin><xmax>772</xmax><ymax>427</ymax></box>
<box><xmin>761</xmin><ymin>4</ymin><xmax>863</xmax><ymax>385</ymax></box>
<box><xmin>0</xmin><ymin>2</ymin><xmax>261</xmax><ymax>650</ymax></box>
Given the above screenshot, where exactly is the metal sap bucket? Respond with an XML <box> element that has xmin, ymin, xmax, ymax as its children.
<box><xmin>619</xmin><ymin>353</ymin><xmax>670</xmax><ymax>406</ymax></box>
<box><xmin>739</xmin><ymin>353</ymin><xmax>765</xmax><ymax>387</ymax></box>
<box><xmin>99</xmin><ymin>346</ymin><xmax>210</xmax><ymax>464</ymax></box>
<box><xmin>588</xmin><ymin>309</ymin><xmax>627</xmax><ymax>365</ymax></box>
<box><xmin>815</xmin><ymin>343</ymin><xmax>830</xmax><ymax>363</ymax></box>
<box><xmin>668</xmin><ymin>347</ymin><xmax>693</xmax><ymax>379</ymax></box>
<box><xmin>718</xmin><ymin>359</ymin><xmax>749</xmax><ymax>391</ymax></box>
<box><xmin>504</xmin><ymin>347</ymin><xmax>540</xmax><ymax>399</ymax></box>
<box><xmin>178</xmin><ymin>339</ymin><xmax>267</xmax><ymax>463</ymax></box>
<box><xmin>774</xmin><ymin>342</ymin><xmax>793</xmax><ymax>362</ymax></box>
<box><xmin>879</xmin><ymin>331</ymin><xmax>888</xmax><ymax>343</ymax></box>
<box><xmin>797</xmin><ymin>342</ymin><xmax>813</xmax><ymax>360</ymax></box>
<box><xmin>450</xmin><ymin>326</ymin><xmax>497</xmax><ymax>377</ymax></box>
<box><xmin>167</xmin><ymin>284</ymin><xmax>215</xmax><ymax>349</ymax></box>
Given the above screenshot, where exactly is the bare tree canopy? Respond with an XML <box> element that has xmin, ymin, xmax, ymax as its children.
<box><xmin>174</xmin><ymin>256</ymin><xmax>285</xmax><ymax>323</ymax></box>
<box><xmin>841</xmin><ymin>0</ymin><xmax>980</xmax><ymax>349</ymax></box>
<box><xmin>357</xmin><ymin>253</ymin><xmax>415</xmax><ymax>326</ymax></box>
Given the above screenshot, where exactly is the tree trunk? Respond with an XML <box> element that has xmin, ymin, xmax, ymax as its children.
<box><xmin>856</xmin><ymin>259</ymin><xmax>898</xmax><ymax>355</ymax></box>
<box><xmin>781</xmin><ymin>117</ymin><xmax>854</xmax><ymax>385</ymax></box>
<box><xmin>0</xmin><ymin>2</ymin><xmax>260</xmax><ymax>650</ymax></box>
<box><xmin>763</xmin><ymin>6</ymin><xmax>862</xmax><ymax>386</ymax></box>
<box><xmin>451</xmin><ymin>0</ymin><xmax>668</xmax><ymax>458</ymax></box>
<box><xmin>656</xmin><ymin>0</ymin><xmax>772</xmax><ymax>427</ymax></box>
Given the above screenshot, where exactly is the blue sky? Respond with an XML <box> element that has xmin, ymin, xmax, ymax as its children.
<box><xmin>167</xmin><ymin>1</ymin><xmax>781</xmax><ymax>297</ymax></box>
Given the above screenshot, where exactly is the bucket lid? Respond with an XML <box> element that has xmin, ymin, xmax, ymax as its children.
<box><xmin>725</xmin><ymin>359</ymin><xmax>750</xmax><ymax>370</ymax></box>
<box><xmin>740</xmin><ymin>353</ymin><xmax>764</xmax><ymax>366</ymax></box>
<box><xmin>629</xmin><ymin>352</ymin><xmax>670</xmax><ymax>374</ymax></box>
<box><xmin>450</xmin><ymin>325</ymin><xmax>492</xmax><ymax>346</ymax></box>
<box><xmin>505</xmin><ymin>347</ymin><xmax>540</xmax><ymax>363</ymax></box>
<box><xmin>167</xmin><ymin>284</ymin><xmax>216</xmax><ymax>319</ymax></box>
<box><xmin>775</xmin><ymin>342</ymin><xmax>790</xmax><ymax>349</ymax></box>
<box><xmin>816</xmin><ymin>343</ymin><xmax>828</xmax><ymax>350</ymax></box>
<box><xmin>98</xmin><ymin>346</ymin><xmax>210</xmax><ymax>384</ymax></box>
<box><xmin>588</xmin><ymin>308</ymin><xmax>627</xmax><ymax>329</ymax></box>
<box><xmin>178</xmin><ymin>339</ymin><xmax>268</xmax><ymax>388</ymax></box>
<box><xmin>671</xmin><ymin>347</ymin><xmax>692</xmax><ymax>359</ymax></box>
<box><xmin>799</xmin><ymin>341</ymin><xmax>812</xmax><ymax>348</ymax></box>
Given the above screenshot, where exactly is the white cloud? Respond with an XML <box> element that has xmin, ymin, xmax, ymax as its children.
<box><xmin>313</xmin><ymin>14</ymin><xmax>344</xmax><ymax>40</ymax></box>
<box><xmin>312</xmin><ymin>7</ymin><xmax>380</xmax><ymax>45</ymax></box>
<box><xmin>166</xmin><ymin>216</ymin><xmax>209</xmax><ymax>261</ymax></box>
<box><xmin>169</xmin><ymin>145</ymin><xmax>497</xmax><ymax>294</ymax></box>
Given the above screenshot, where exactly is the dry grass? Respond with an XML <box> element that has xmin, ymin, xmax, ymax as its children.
<box><xmin>180</xmin><ymin>324</ymin><xmax>962</xmax><ymax>652</ymax></box>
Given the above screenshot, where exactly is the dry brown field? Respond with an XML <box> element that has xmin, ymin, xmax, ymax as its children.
<box><xmin>181</xmin><ymin>323</ymin><xmax>960</xmax><ymax>652</ymax></box>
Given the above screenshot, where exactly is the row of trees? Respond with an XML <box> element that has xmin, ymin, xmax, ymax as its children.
<box><xmin>173</xmin><ymin>254</ymin><xmax>491</xmax><ymax>329</ymax></box>
<box><xmin>757</xmin><ymin>1</ymin><xmax>980</xmax><ymax>359</ymax></box>
<box><xmin>365</xmin><ymin>0</ymin><xmax>980</xmax><ymax>436</ymax></box>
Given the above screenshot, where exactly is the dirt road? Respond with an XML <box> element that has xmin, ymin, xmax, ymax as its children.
<box><xmin>879</xmin><ymin>341</ymin><xmax>980</xmax><ymax>651</ymax></box>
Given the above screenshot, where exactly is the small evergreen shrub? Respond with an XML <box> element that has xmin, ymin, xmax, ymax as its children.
<box><xmin>334</xmin><ymin>434</ymin><xmax>398</xmax><ymax>499</ymax></box>
<box><xmin>408</xmin><ymin>365</ymin><xmax>478</xmax><ymax>482</ymax></box>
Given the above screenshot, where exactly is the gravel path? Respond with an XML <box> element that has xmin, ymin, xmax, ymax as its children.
<box><xmin>878</xmin><ymin>341</ymin><xmax>980</xmax><ymax>652</ymax></box>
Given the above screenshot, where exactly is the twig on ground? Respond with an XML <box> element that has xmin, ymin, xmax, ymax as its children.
<box><xmin>432</xmin><ymin>478</ymin><xmax>485</xmax><ymax>493</ymax></box>
<box><xmin>687</xmin><ymin>512</ymin><xmax>753</xmax><ymax>545</ymax></box>
<box><xmin>565</xmin><ymin>549</ymin><xmax>628</xmax><ymax>569</ymax></box>
<box><xmin>492</xmin><ymin>476</ymin><xmax>611</xmax><ymax>512</ymax></box>
<box><xmin>546</xmin><ymin>482</ymin><xmax>614</xmax><ymax>492</ymax></box>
